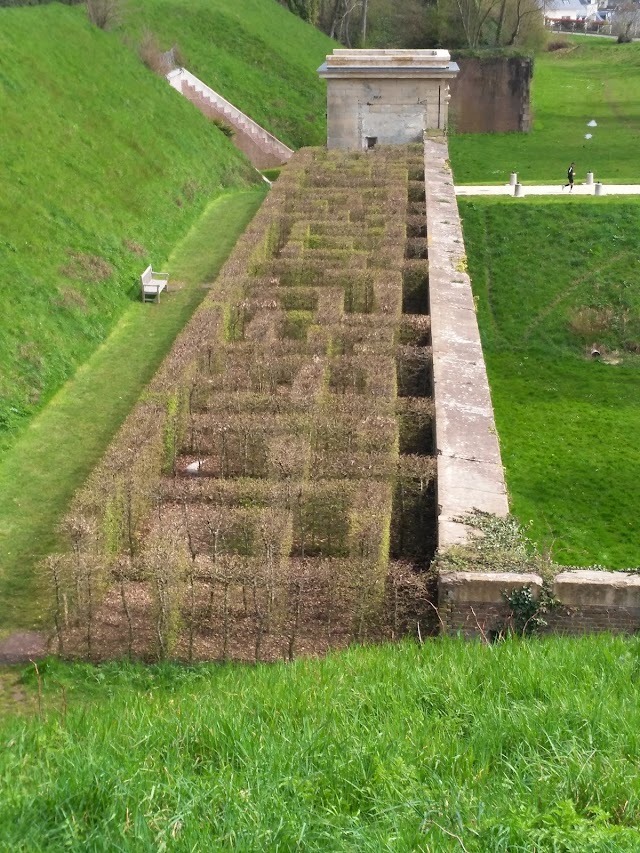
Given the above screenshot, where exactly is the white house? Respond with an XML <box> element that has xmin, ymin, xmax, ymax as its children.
<box><xmin>545</xmin><ymin>0</ymin><xmax>601</xmax><ymax>24</ymax></box>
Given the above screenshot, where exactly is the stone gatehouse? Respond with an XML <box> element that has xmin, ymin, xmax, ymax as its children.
<box><xmin>318</xmin><ymin>49</ymin><xmax>459</xmax><ymax>150</ymax></box>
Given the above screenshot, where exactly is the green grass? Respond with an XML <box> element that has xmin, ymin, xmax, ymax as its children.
<box><xmin>2</xmin><ymin>635</ymin><xmax>640</xmax><ymax>850</ymax></box>
<box><xmin>0</xmin><ymin>4</ymin><xmax>260</xmax><ymax>448</ymax></box>
<box><xmin>0</xmin><ymin>0</ymin><xmax>332</xmax><ymax>451</ymax></box>
<box><xmin>460</xmin><ymin>196</ymin><xmax>640</xmax><ymax>568</ymax></box>
<box><xmin>449</xmin><ymin>39</ymin><xmax>640</xmax><ymax>184</ymax></box>
<box><xmin>0</xmin><ymin>189</ymin><xmax>267</xmax><ymax>632</ymax></box>
<box><xmin>122</xmin><ymin>0</ymin><xmax>336</xmax><ymax>149</ymax></box>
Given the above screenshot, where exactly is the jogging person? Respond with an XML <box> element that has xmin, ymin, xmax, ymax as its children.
<box><xmin>562</xmin><ymin>162</ymin><xmax>575</xmax><ymax>192</ymax></box>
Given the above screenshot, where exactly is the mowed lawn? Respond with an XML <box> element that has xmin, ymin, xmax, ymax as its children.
<box><xmin>450</xmin><ymin>38</ymin><xmax>640</xmax><ymax>184</ymax></box>
<box><xmin>2</xmin><ymin>636</ymin><xmax>640</xmax><ymax>851</ymax></box>
<box><xmin>460</xmin><ymin>196</ymin><xmax>640</xmax><ymax>568</ymax></box>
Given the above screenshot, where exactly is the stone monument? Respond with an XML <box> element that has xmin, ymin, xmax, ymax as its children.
<box><xmin>317</xmin><ymin>49</ymin><xmax>459</xmax><ymax>150</ymax></box>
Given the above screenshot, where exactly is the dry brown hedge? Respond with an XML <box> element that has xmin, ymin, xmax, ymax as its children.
<box><xmin>48</xmin><ymin>144</ymin><xmax>437</xmax><ymax>661</ymax></box>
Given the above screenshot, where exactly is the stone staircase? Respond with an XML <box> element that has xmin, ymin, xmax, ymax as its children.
<box><xmin>167</xmin><ymin>68</ymin><xmax>294</xmax><ymax>170</ymax></box>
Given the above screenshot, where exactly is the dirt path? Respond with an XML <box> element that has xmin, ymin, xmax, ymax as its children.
<box><xmin>0</xmin><ymin>631</ymin><xmax>48</xmax><ymax>664</ymax></box>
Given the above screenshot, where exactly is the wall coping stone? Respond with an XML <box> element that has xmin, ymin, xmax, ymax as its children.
<box><xmin>319</xmin><ymin>49</ymin><xmax>458</xmax><ymax>78</ymax></box>
<box><xmin>439</xmin><ymin>571</ymin><xmax>542</xmax><ymax>604</ymax></box>
<box><xmin>423</xmin><ymin>135</ymin><xmax>509</xmax><ymax>549</ymax></box>
<box><xmin>554</xmin><ymin>571</ymin><xmax>640</xmax><ymax>608</ymax></box>
<box><xmin>438</xmin><ymin>569</ymin><xmax>640</xmax><ymax>614</ymax></box>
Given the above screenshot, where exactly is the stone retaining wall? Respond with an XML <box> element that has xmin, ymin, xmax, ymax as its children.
<box><xmin>167</xmin><ymin>68</ymin><xmax>293</xmax><ymax>169</ymax></box>
<box><xmin>439</xmin><ymin>570</ymin><xmax>640</xmax><ymax>637</ymax></box>
<box><xmin>448</xmin><ymin>56</ymin><xmax>532</xmax><ymax>133</ymax></box>
<box><xmin>423</xmin><ymin>136</ymin><xmax>637</xmax><ymax>638</ymax></box>
<box><xmin>183</xmin><ymin>88</ymin><xmax>286</xmax><ymax>169</ymax></box>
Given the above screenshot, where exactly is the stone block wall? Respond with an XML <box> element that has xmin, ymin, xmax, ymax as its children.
<box><xmin>439</xmin><ymin>570</ymin><xmax>640</xmax><ymax>637</ymax></box>
<box><xmin>319</xmin><ymin>50</ymin><xmax>458</xmax><ymax>150</ymax></box>
<box><xmin>448</xmin><ymin>56</ymin><xmax>532</xmax><ymax>133</ymax></box>
<box><xmin>326</xmin><ymin>79</ymin><xmax>451</xmax><ymax>149</ymax></box>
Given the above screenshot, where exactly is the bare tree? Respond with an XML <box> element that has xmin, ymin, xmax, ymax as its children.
<box><xmin>144</xmin><ymin>533</ymin><xmax>186</xmax><ymax>660</ymax></box>
<box><xmin>613</xmin><ymin>1</ymin><xmax>640</xmax><ymax>39</ymax></box>
<box><xmin>493</xmin><ymin>0</ymin><xmax>544</xmax><ymax>45</ymax></box>
<box><xmin>454</xmin><ymin>0</ymin><xmax>501</xmax><ymax>48</ymax></box>
<box><xmin>181</xmin><ymin>502</ymin><xmax>199</xmax><ymax>662</ymax></box>
<box><xmin>87</xmin><ymin>0</ymin><xmax>121</xmax><ymax>30</ymax></box>
<box><xmin>43</xmin><ymin>555</ymin><xmax>69</xmax><ymax>654</ymax></box>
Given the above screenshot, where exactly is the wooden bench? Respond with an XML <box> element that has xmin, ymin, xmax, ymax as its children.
<box><xmin>140</xmin><ymin>265</ymin><xmax>169</xmax><ymax>303</ymax></box>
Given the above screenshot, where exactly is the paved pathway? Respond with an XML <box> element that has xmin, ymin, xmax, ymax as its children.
<box><xmin>455</xmin><ymin>183</ymin><xmax>640</xmax><ymax>196</ymax></box>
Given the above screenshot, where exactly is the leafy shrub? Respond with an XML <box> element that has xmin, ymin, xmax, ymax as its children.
<box><xmin>501</xmin><ymin>583</ymin><xmax>557</xmax><ymax>636</ymax></box>
<box><xmin>211</xmin><ymin>118</ymin><xmax>234</xmax><ymax>138</ymax></box>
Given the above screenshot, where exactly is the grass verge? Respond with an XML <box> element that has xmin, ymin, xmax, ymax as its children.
<box><xmin>0</xmin><ymin>188</ymin><xmax>267</xmax><ymax>632</ymax></box>
<box><xmin>0</xmin><ymin>4</ymin><xmax>260</xmax><ymax>444</ymax></box>
<box><xmin>1</xmin><ymin>635</ymin><xmax>640</xmax><ymax>850</ymax></box>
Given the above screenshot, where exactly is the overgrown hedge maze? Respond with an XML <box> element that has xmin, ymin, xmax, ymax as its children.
<box><xmin>46</xmin><ymin>145</ymin><xmax>437</xmax><ymax>661</ymax></box>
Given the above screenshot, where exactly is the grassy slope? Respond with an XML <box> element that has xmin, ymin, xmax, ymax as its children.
<box><xmin>449</xmin><ymin>39</ymin><xmax>640</xmax><ymax>184</ymax></box>
<box><xmin>0</xmin><ymin>0</ymin><xmax>333</xmax><ymax>452</ymax></box>
<box><xmin>460</xmin><ymin>197</ymin><xmax>640</xmax><ymax>568</ymax></box>
<box><xmin>0</xmin><ymin>189</ymin><xmax>267</xmax><ymax>632</ymax></box>
<box><xmin>0</xmin><ymin>4</ymin><xmax>259</xmax><ymax>448</ymax></box>
<box><xmin>2</xmin><ymin>636</ymin><xmax>640</xmax><ymax>850</ymax></box>
<box><xmin>122</xmin><ymin>0</ymin><xmax>336</xmax><ymax>149</ymax></box>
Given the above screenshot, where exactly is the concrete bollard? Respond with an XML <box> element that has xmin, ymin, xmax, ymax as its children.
<box><xmin>509</xmin><ymin>172</ymin><xmax>518</xmax><ymax>186</ymax></box>
<box><xmin>585</xmin><ymin>171</ymin><xmax>594</xmax><ymax>185</ymax></box>
<box><xmin>514</xmin><ymin>183</ymin><xmax>524</xmax><ymax>198</ymax></box>
<box><xmin>594</xmin><ymin>182</ymin><xmax>604</xmax><ymax>196</ymax></box>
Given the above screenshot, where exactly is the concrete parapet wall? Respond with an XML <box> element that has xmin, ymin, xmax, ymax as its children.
<box><xmin>439</xmin><ymin>571</ymin><xmax>540</xmax><ymax>637</ymax></box>
<box><xmin>439</xmin><ymin>570</ymin><xmax>640</xmax><ymax>637</ymax></box>
<box><xmin>546</xmin><ymin>571</ymin><xmax>640</xmax><ymax>634</ymax></box>
<box><xmin>423</xmin><ymin>136</ymin><xmax>509</xmax><ymax>549</ymax></box>
<box><xmin>423</xmin><ymin>136</ymin><xmax>636</xmax><ymax>637</ymax></box>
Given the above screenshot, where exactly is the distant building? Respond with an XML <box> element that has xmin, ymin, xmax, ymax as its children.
<box><xmin>544</xmin><ymin>0</ymin><xmax>603</xmax><ymax>26</ymax></box>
